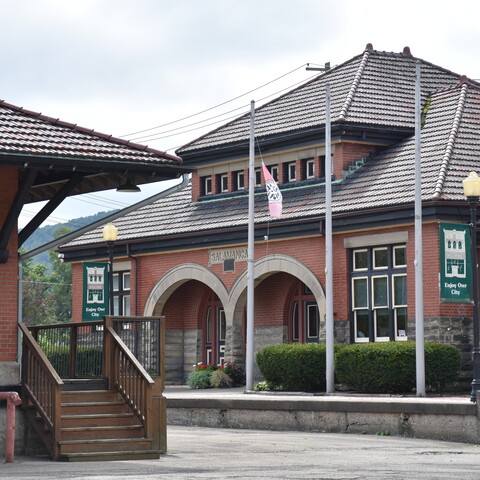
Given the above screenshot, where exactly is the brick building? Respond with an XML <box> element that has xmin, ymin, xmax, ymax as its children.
<box><xmin>60</xmin><ymin>44</ymin><xmax>480</xmax><ymax>386</ymax></box>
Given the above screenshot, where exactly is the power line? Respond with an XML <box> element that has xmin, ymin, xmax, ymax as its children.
<box><xmin>121</xmin><ymin>63</ymin><xmax>312</xmax><ymax>139</ymax></box>
<box><xmin>131</xmin><ymin>72</ymin><xmax>319</xmax><ymax>145</ymax></box>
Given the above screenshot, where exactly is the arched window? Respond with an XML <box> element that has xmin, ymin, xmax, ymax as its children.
<box><xmin>288</xmin><ymin>281</ymin><xmax>319</xmax><ymax>343</ymax></box>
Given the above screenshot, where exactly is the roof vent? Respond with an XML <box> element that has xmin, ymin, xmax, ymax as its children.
<box><xmin>403</xmin><ymin>46</ymin><xmax>412</xmax><ymax>56</ymax></box>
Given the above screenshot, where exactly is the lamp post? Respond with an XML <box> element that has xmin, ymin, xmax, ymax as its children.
<box><xmin>463</xmin><ymin>172</ymin><xmax>480</xmax><ymax>403</ymax></box>
<box><xmin>102</xmin><ymin>222</ymin><xmax>118</xmax><ymax>316</ymax></box>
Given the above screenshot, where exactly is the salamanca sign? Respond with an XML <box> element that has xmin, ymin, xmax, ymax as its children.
<box><xmin>208</xmin><ymin>247</ymin><xmax>248</xmax><ymax>267</ymax></box>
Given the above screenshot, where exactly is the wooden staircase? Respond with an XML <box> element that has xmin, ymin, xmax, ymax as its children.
<box><xmin>55</xmin><ymin>384</ymin><xmax>160</xmax><ymax>461</ymax></box>
<box><xmin>19</xmin><ymin>317</ymin><xmax>166</xmax><ymax>462</ymax></box>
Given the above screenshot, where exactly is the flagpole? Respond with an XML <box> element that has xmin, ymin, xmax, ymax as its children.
<box><xmin>246</xmin><ymin>100</ymin><xmax>255</xmax><ymax>391</ymax></box>
<box><xmin>325</xmin><ymin>83</ymin><xmax>335</xmax><ymax>394</ymax></box>
<box><xmin>414</xmin><ymin>61</ymin><xmax>425</xmax><ymax>396</ymax></box>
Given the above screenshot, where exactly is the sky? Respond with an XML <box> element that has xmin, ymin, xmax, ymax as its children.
<box><xmin>2</xmin><ymin>0</ymin><xmax>480</xmax><ymax>229</ymax></box>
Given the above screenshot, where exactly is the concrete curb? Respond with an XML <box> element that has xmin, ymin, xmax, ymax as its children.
<box><xmin>166</xmin><ymin>388</ymin><xmax>480</xmax><ymax>444</ymax></box>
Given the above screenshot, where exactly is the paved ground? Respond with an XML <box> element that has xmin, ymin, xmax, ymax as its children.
<box><xmin>3</xmin><ymin>425</ymin><xmax>480</xmax><ymax>479</ymax></box>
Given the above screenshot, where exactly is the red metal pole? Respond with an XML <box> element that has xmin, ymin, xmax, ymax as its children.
<box><xmin>0</xmin><ymin>392</ymin><xmax>22</xmax><ymax>463</ymax></box>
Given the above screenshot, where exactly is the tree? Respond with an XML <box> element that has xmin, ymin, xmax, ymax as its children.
<box><xmin>21</xmin><ymin>226</ymin><xmax>73</xmax><ymax>325</ymax></box>
<box><xmin>49</xmin><ymin>226</ymin><xmax>72</xmax><ymax>323</ymax></box>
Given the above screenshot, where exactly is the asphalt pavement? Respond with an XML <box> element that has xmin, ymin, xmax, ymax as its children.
<box><xmin>3</xmin><ymin>425</ymin><xmax>480</xmax><ymax>479</ymax></box>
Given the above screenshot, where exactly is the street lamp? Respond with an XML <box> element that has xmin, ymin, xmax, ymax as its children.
<box><xmin>102</xmin><ymin>222</ymin><xmax>118</xmax><ymax>316</ymax></box>
<box><xmin>463</xmin><ymin>172</ymin><xmax>480</xmax><ymax>403</ymax></box>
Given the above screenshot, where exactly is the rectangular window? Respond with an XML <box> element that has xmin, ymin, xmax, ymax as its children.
<box><xmin>202</xmin><ymin>176</ymin><xmax>212</xmax><ymax>195</ymax></box>
<box><xmin>255</xmin><ymin>169</ymin><xmax>261</xmax><ymax>186</ymax></box>
<box><xmin>350</xmin><ymin>245</ymin><xmax>407</xmax><ymax>342</ymax></box>
<box><xmin>112</xmin><ymin>271</ymin><xmax>131</xmax><ymax>316</ymax></box>
<box><xmin>306</xmin><ymin>303</ymin><xmax>319</xmax><ymax>340</ymax></box>
<box><xmin>303</xmin><ymin>158</ymin><xmax>315</xmax><ymax>179</ymax></box>
<box><xmin>286</xmin><ymin>162</ymin><xmax>296</xmax><ymax>182</ymax></box>
<box><xmin>236</xmin><ymin>171</ymin><xmax>245</xmax><ymax>190</ymax></box>
<box><xmin>270</xmin><ymin>165</ymin><xmax>279</xmax><ymax>182</ymax></box>
<box><xmin>220</xmin><ymin>174</ymin><xmax>229</xmax><ymax>193</ymax></box>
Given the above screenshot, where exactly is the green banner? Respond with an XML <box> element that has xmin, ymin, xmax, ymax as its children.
<box><xmin>440</xmin><ymin>223</ymin><xmax>472</xmax><ymax>303</ymax></box>
<box><xmin>82</xmin><ymin>262</ymin><xmax>109</xmax><ymax>321</ymax></box>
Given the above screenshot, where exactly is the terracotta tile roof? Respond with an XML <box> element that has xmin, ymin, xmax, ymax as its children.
<box><xmin>178</xmin><ymin>45</ymin><xmax>462</xmax><ymax>154</ymax></box>
<box><xmin>64</xmin><ymin>46</ymin><xmax>480</xmax><ymax>249</ymax></box>
<box><xmin>0</xmin><ymin>99</ymin><xmax>182</xmax><ymax>164</ymax></box>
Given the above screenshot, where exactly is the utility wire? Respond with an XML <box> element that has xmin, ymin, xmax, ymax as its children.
<box><xmin>131</xmin><ymin>72</ymin><xmax>319</xmax><ymax>144</ymax></box>
<box><xmin>121</xmin><ymin>63</ymin><xmax>309</xmax><ymax>138</ymax></box>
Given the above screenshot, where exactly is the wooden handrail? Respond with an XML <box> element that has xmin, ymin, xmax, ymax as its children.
<box><xmin>19</xmin><ymin>323</ymin><xmax>63</xmax><ymax>459</ymax></box>
<box><xmin>104</xmin><ymin>323</ymin><xmax>155</xmax><ymax>437</ymax></box>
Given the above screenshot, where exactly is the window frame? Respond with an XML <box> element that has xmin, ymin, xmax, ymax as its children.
<box><xmin>112</xmin><ymin>271</ymin><xmax>131</xmax><ymax>316</ymax></box>
<box><xmin>236</xmin><ymin>170</ymin><xmax>245</xmax><ymax>190</ymax></box>
<box><xmin>350</xmin><ymin>244</ymin><xmax>407</xmax><ymax>343</ymax></box>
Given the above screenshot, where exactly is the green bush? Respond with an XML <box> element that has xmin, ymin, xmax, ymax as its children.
<box><xmin>256</xmin><ymin>343</ymin><xmax>328</xmax><ymax>392</ymax></box>
<box><xmin>335</xmin><ymin>342</ymin><xmax>460</xmax><ymax>393</ymax></box>
<box><xmin>46</xmin><ymin>347</ymin><xmax>103</xmax><ymax>377</ymax></box>
<box><xmin>187</xmin><ymin>369</ymin><xmax>213</xmax><ymax>389</ymax></box>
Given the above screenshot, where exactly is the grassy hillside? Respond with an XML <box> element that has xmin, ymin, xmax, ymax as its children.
<box><xmin>22</xmin><ymin>210</ymin><xmax>117</xmax><ymax>267</ymax></box>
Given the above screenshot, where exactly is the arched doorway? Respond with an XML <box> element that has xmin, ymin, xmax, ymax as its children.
<box><xmin>202</xmin><ymin>292</ymin><xmax>226</xmax><ymax>365</ymax></box>
<box><xmin>288</xmin><ymin>281</ymin><xmax>319</xmax><ymax>343</ymax></box>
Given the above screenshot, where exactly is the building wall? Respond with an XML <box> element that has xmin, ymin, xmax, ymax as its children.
<box><xmin>0</xmin><ymin>167</ymin><xmax>19</xmax><ymax>385</ymax></box>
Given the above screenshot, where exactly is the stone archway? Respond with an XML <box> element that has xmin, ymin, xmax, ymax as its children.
<box><xmin>227</xmin><ymin>254</ymin><xmax>326</xmax><ymax>365</ymax></box>
<box><xmin>143</xmin><ymin>263</ymin><xmax>229</xmax><ymax>383</ymax></box>
<box><xmin>143</xmin><ymin>263</ymin><xmax>229</xmax><ymax>316</ymax></box>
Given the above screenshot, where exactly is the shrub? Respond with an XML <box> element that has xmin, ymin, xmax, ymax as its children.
<box><xmin>221</xmin><ymin>361</ymin><xmax>246</xmax><ymax>386</ymax></box>
<box><xmin>187</xmin><ymin>369</ymin><xmax>213</xmax><ymax>389</ymax></box>
<box><xmin>256</xmin><ymin>343</ymin><xmax>328</xmax><ymax>392</ymax></box>
<box><xmin>335</xmin><ymin>342</ymin><xmax>460</xmax><ymax>393</ymax></box>
<box><xmin>46</xmin><ymin>347</ymin><xmax>103</xmax><ymax>377</ymax></box>
<box><xmin>210</xmin><ymin>369</ymin><xmax>233</xmax><ymax>388</ymax></box>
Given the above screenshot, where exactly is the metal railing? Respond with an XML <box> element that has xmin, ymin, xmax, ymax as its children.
<box><xmin>27</xmin><ymin>317</ymin><xmax>163</xmax><ymax>379</ymax></box>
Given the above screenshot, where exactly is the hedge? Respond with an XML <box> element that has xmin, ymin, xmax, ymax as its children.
<box><xmin>256</xmin><ymin>342</ymin><xmax>460</xmax><ymax>393</ymax></box>
<box><xmin>334</xmin><ymin>341</ymin><xmax>460</xmax><ymax>393</ymax></box>
<box><xmin>256</xmin><ymin>343</ymin><xmax>329</xmax><ymax>392</ymax></box>
<box><xmin>46</xmin><ymin>347</ymin><xmax>103</xmax><ymax>377</ymax></box>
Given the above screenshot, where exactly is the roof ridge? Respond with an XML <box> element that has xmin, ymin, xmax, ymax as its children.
<box><xmin>432</xmin><ymin>82</ymin><xmax>468</xmax><ymax>200</ymax></box>
<box><xmin>337</xmin><ymin>47</ymin><xmax>371</xmax><ymax>122</ymax></box>
<box><xmin>0</xmin><ymin>99</ymin><xmax>182</xmax><ymax>163</ymax></box>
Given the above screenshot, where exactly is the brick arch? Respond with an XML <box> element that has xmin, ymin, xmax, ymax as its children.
<box><xmin>143</xmin><ymin>263</ymin><xmax>229</xmax><ymax>316</ymax></box>
<box><xmin>229</xmin><ymin>254</ymin><xmax>325</xmax><ymax>309</ymax></box>
<box><xmin>225</xmin><ymin>254</ymin><xmax>326</xmax><ymax>364</ymax></box>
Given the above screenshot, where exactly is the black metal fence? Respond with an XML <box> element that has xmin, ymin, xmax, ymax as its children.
<box><xmin>28</xmin><ymin>317</ymin><xmax>162</xmax><ymax>379</ymax></box>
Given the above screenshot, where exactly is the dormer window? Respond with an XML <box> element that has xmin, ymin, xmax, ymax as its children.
<box><xmin>270</xmin><ymin>165</ymin><xmax>279</xmax><ymax>182</ymax></box>
<box><xmin>236</xmin><ymin>170</ymin><xmax>245</xmax><ymax>190</ymax></box>
<box><xmin>203</xmin><ymin>176</ymin><xmax>212</xmax><ymax>195</ymax></box>
<box><xmin>286</xmin><ymin>162</ymin><xmax>296</xmax><ymax>182</ymax></box>
<box><xmin>305</xmin><ymin>158</ymin><xmax>315</xmax><ymax>179</ymax></box>
<box><xmin>255</xmin><ymin>168</ymin><xmax>262</xmax><ymax>186</ymax></box>
<box><xmin>220</xmin><ymin>174</ymin><xmax>229</xmax><ymax>193</ymax></box>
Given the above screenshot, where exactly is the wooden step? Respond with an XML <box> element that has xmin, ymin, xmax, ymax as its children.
<box><xmin>61</xmin><ymin>400</ymin><xmax>128</xmax><ymax>415</ymax></box>
<box><xmin>61</xmin><ymin>424</ymin><xmax>144</xmax><ymax>441</ymax></box>
<box><xmin>59</xmin><ymin>438</ymin><xmax>154</xmax><ymax>455</ymax></box>
<box><xmin>60</xmin><ymin>449</ymin><xmax>161</xmax><ymax>462</ymax></box>
<box><xmin>61</xmin><ymin>389</ymin><xmax>121</xmax><ymax>403</ymax></box>
<box><xmin>61</xmin><ymin>412</ymin><xmax>140</xmax><ymax>428</ymax></box>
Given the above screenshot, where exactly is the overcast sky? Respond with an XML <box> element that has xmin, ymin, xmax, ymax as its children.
<box><xmin>3</xmin><ymin>0</ymin><xmax>480</xmax><ymax>228</ymax></box>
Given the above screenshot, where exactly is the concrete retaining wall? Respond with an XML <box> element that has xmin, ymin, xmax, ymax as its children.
<box><xmin>167</xmin><ymin>394</ymin><xmax>480</xmax><ymax>444</ymax></box>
